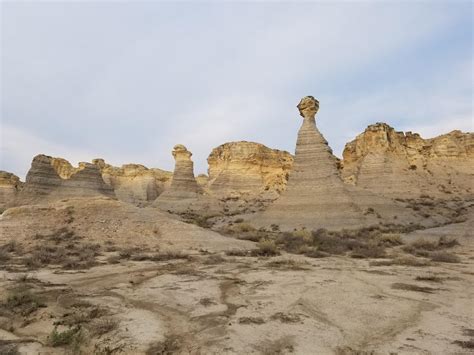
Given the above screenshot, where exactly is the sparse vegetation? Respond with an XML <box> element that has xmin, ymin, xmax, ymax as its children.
<box><xmin>239</xmin><ymin>316</ymin><xmax>265</xmax><ymax>324</ymax></box>
<box><xmin>252</xmin><ymin>239</ymin><xmax>280</xmax><ymax>257</ymax></box>
<box><xmin>1</xmin><ymin>287</ymin><xmax>46</xmax><ymax>316</ymax></box>
<box><xmin>391</xmin><ymin>283</ymin><xmax>437</xmax><ymax>293</ymax></box>
<box><xmin>48</xmin><ymin>326</ymin><xmax>83</xmax><ymax>347</ymax></box>
<box><xmin>430</xmin><ymin>251</ymin><xmax>461</xmax><ymax>263</ymax></box>
<box><xmin>270</xmin><ymin>312</ymin><xmax>302</xmax><ymax>323</ymax></box>
<box><xmin>370</xmin><ymin>255</ymin><xmax>431</xmax><ymax>267</ymax></box>
<box><xmin>88</xmin><ymin>318</ymin><xmax>119</xmax><ymax>336</ymax></box>
<box><xmin>146</xmin><ymin>334</ymin><xmax>181</xmax><ymax>355</ymax></box>
<box><xmin>415</xmin><ymin>275</ymin><xmax>443</xmax><ymax>283</ymax></box>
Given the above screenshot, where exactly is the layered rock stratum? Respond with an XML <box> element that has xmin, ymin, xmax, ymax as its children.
<box><xmin>15</xmin><ymin>154</ymin><xmax>114</xmax><ymax>205</ymax></box>
<box><xmin>0</xmin><ymin>171</ymin><xmax>23</xmax><ymax>211</ymax></box>
<box><xmin>93</xmin><ymin>159</ymin><xmax>172</xmax><ymax>205</ymax></box>
<box><xmin>207</xmin><ymin>141</ymin><xmax>293</xmax><ymax>198</ymax></box>
<box><xmin>254</xmin><ymin>96</ymin><xmax>369</xmax><ymax>230</ymax></box>
<box><xmin>154</xmin><ymin>145</ymin><xmax>217</xmax><ymax>213</ymax></box>
<box><xmin>342</xmin><ymin>123</ymin><xmax>474</xmax><ymax>198</ymax></box>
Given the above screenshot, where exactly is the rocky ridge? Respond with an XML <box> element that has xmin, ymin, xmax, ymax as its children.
<box><xmin>93</xmin><ymin>159</ymin><xmax>172</xmax><ymax>205</ymax></box>
<box><xmin>15</xmin><ymin>154</ymin><xmax>114</xmax><ymax>205</ymax></box>
<box><xmin>342</xmin><ymin>123</ymin><xmax>474</xmax><ymax>197</ymax></box>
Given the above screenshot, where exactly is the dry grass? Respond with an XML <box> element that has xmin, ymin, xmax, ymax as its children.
<box><xmin>266</xmin><ymin>259</ymin><xmax>308</xmax><ymax>270</ymax></box>
<box><xmin>88</xmin><ymin>318</ymin><xmax>119</xmax><ymax>336</ymax></box>
<box><xmin>239</xmin><ymin>316</ymin><xmax>265</xmax><ymax>324</ymax></box>
<box><xmin>252</xmin><ymin>239</ymin><xmax>280</xmax><ymax>257</ymax></box>
<box><xmin>0</xmin><ymin>287</ymin><xmax>46</xmax><ymax>316</ymax></box>
<box><xmin>270</xmin><ymin>312</ymin><xmax>302</xmax><ymax>323</ymax></box>
<box><xmin>391</xmin><ymin>283</ymin><xmax>438</xmax><ymax>293</ymax></box>
<box><xmin>370</xmin><ymin>255</ymin><xmax>431</xmax><ymax>267</ymax></box>
<box><xmin>430</xmin><ymin>251</ymin><xmax>461</xmax><ymax>263</ymax></box>
<box><xmin>146</xmin><ymin>334</ymin><xmax>181</xmax><ymax>355</ymax></box>
<box><xmin>415</xmin><ymin>275</ymin><xmax>443</xmax><ymax>283</ymax></box>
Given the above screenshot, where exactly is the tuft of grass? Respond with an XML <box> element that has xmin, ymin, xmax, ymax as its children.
<box><xmin>415</xmin><ymin>275</ymin><xmax>443</xmax><ymax>283</ymax></box>
<box><xmin>225</xmin><ymin>249</ymin><xmax>250</xmax><ymax>257</ymax></box>
<box><xmin>430</xmin><ymin>251</ymin><xmax>461</xmax><ymax>263</ymax></box>
<box><xmin>146</xmin><ymin>335</ymin><xmax>181</xmax><ymax>355</ymax></box>
<box><xmin>252</xmin><ymin>239</ymin><xmax>280</xmax><ymax>257</ymax></box>
<box><xmin>48</xmin><ymin>326</ymin><xmax>82</xmax><ymax>347</ymax></box>
<box><xmin>270</xmin><ymin>312</ymin><xmax>301</xmax><ymax>323</ymax></box>
<box><xmin>239</xmin><ymin>316</ymin><xmax>265</xmax><ymax>324</ymax></box>
<box><xmin>88</xmin><ymin>318</ymin><xmax>118</xmax><ymax>336</ymax></box>
<box><xmin>266</xmin><ymin>259</ymin><xmax>308</xmax><ymax>270</ymax></box>
<box><xmin>391</xmin><ymin>283</ymin><xmax>437</xmax><ymax>293</ymax></box>
<box><xmin>199</xmin><ymin>298</ymin><xmax>216</xmax><ymax>307</ymax></box>
<box><xmin>370</xmin><ymin>255</ymin><xmax>431</xmax><ymax>267</ymax></box>
<box><xmin>1</xmin><ymin>288</ymin><xmax>46</xmax><ymax>316</ymax></box>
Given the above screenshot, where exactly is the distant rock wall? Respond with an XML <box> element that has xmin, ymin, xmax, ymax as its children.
<box><xmin>342</xmin><ymin>123</ymin><xmax>474</xmax><ymax>197</ymax></box>
<box><xmin>93</xmin><ymin>159</ymin><xmax>172</xmax><ymax>205</ymax></box>
<box><xmin>0</xmin><ymin>171</ymin><xmax>23</xmax><ymax>211</ymax></box>
<box><xmin>207</xmin><ymin>141</ymin><xmax>293</xmax><ymax>199</ymax></box>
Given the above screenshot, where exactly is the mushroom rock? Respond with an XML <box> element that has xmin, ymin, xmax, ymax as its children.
<box><xmin>253</xmin><ymin>96</ymin><xmax>368</xmax><ymax>230</ymax></box>
<box><xmin>15</xmin><ymin>154</ymin><xmax>114</xmax><ymax>205</ymax></box>
<box><xmin>154</xmin><ymin>145</ymin><xmax>218</xmax><ymax>213</ymax></box>
<box><xmin>0</xmin><ymin>171</ymin><xmax>23</xmax><ymax>211</ymax></box>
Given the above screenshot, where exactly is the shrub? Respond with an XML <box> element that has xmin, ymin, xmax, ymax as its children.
<box><xmin>48</xmin><ymin>326</ymin><xmax>82</xmax><ymax>347</ymax></box>
<box><xmin>350</xmin><ymin>244</ymin><xmax>386</xmax><ymax>259</ymax></box>
<box><xmin>253</xmin><ymin>239</ymin><xmax>279</xmax><ymax>257</ymax></box>
<box><xmin>2</xmin><ymin>288</ymin><xmax>45</xmax><ymax>316</ymax></box>
<box><xmin>238</xmin><ymin>316</ymin><xmax>265</xmax><ymax>324</ymax></box>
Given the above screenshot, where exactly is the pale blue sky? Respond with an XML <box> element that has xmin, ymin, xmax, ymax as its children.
<box><xmin>1</xmin><ymin>1</ymin><xmax>472</xmax><ymax>179</ymax></box>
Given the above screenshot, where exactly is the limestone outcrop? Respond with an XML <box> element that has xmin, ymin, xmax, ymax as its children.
<box><xmin>254</xmin><ymin>96</ymin><xmax>368</xmax><ymax>230</ymax></box>
<box><xmin>0</xmin><ymin>171</ymin><xmax>23</xmax><ymax>211</ymax></box>
<box><xmin>207</xmin><ymin>142</ymin><xmax>293</xmax><ymax>198</ymax></box>
<box><xmin>16</xmin><ymin>154</ymin><xmax>114</xmax><ymax>205</ymax></box>
<box><xmin>342</xmin><ymin>123</ymin><xmax>474</xmax><ymax>197</ymax></box>
<box><xmin>154</xmin><ymin>145</ymin><xmax>217</xmax><ymax>213</ymax></box>
<box><xmin>93</xmin><ymin>159</ymin><xmax>172</xmax><ymax>204</ymax></box>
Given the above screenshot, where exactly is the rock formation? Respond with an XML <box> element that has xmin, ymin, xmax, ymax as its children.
<box><xmin>207</xmin><ymin>141</ymin><xmax>293</xmax><ymax>199</ymax></box>
<box><xmin>93</xmin><ymin>159</ymin><xmax>172</xmax><ymax>205</ymax></box>
<box><xmin>254</xmin><ymin>96</ymin><xmax>368</xmax><ymax>230</ymax></box>
<box><xmin>0</xmin><ymin>171</ymin><xmax>23</xmax><ymax>211</ymax></box>
<box><xmin>342</xmin><ymin>123</ymin><xmax>474</xmax><ymax>198</ymax></box>
<box><xmin>154</xmin><ymin>145</ymin><xmax>217</xmax><ymax>213</ymax></box>
<box><xmin>15</xmin><ymin>154</ymin><xmax>114</xmax><ymax>205</ymax></box>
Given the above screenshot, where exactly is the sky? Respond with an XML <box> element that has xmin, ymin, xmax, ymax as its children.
<box><xmin>1</xmin><ymin>1</ymin><xmax>473</xmax><ymax>179</ymax></box>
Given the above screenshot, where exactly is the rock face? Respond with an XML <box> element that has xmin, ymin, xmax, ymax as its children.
<box><xmin>93</xmin><ymin>159</ymin><xmax>172</xmax><ymax>205</ymax></box>
<box><xmin>254</xmin><ymin>96</ymin><xmax>367</xmax><ymax>230</ymax></box>
<box><xmin>207</xmin><ymin>141</ymin><xmax>293</xmax><ymax>198</ymax></box>
<box><xmin>154</xmin><ymin>145</ymin><xmax>211</xmax><ymax>213</ymax></box>
<box><xmin>342</xmin><ymin>123</ymin><xmax>474</xmax><ymax>197</ymax></box>
<box><xmin>16</xmin><ymin>154</ymin><xmax>114</xmax><ymax>205</ymax></box>
<box><xmin>0</xmin><ymin>171</ymin><xmax>23</xmax><ymax>211</ymax></box>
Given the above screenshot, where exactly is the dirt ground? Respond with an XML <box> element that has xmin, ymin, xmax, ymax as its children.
<box><xmin>0</xmin><ymin>198</ymin><xmax>472</xmax><ymax>354</ymax></box>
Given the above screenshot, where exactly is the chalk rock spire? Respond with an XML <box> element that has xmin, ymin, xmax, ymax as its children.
<box><xmin>154</xmin><ymin>145</ymin><xmax>204</xmax><ymax>212</ymax></box>
<box><xmin>254</xmin><ymin>96</ymin><xmax>366</xmax><ymax>230</ymax></box>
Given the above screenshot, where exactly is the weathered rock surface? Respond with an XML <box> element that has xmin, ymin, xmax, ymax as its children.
<box><xmin>0</xmin><ymin>171</ymin><xmax>23</xmax><ymax>211</ymax></box>
<box><xmin>15</xmin><ymin>154</ymin><xmax>114</xmax><ymax>205</ymax></box>
<box><xmin>207</xmin><ymin>141</ymin><xmax>293</xmax><ymax>198</ymax></box>
<box><xmin>342</xmin><ymin>123</ymin><xmax>474</xmax><ymax>198</ymax></box>
<box><xmin>93</xmin><ymin>159</ymin><xmax>172</xmax><ymax>205</ymax></box>
<box><xmin>254</xmin><ymin>96</ymin><xmax>369</xmax><ymax>230</ymax></box>
<box><xmin>154</xmin><ymin>145</ymin><xmax>219</xmax><ymax>213</ymax></box>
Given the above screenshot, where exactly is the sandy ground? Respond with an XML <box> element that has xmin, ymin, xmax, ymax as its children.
<box><xmin>0</xmin><ymin>198</ymin><xmax>472</xmax><ymax>354</ymax></box>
